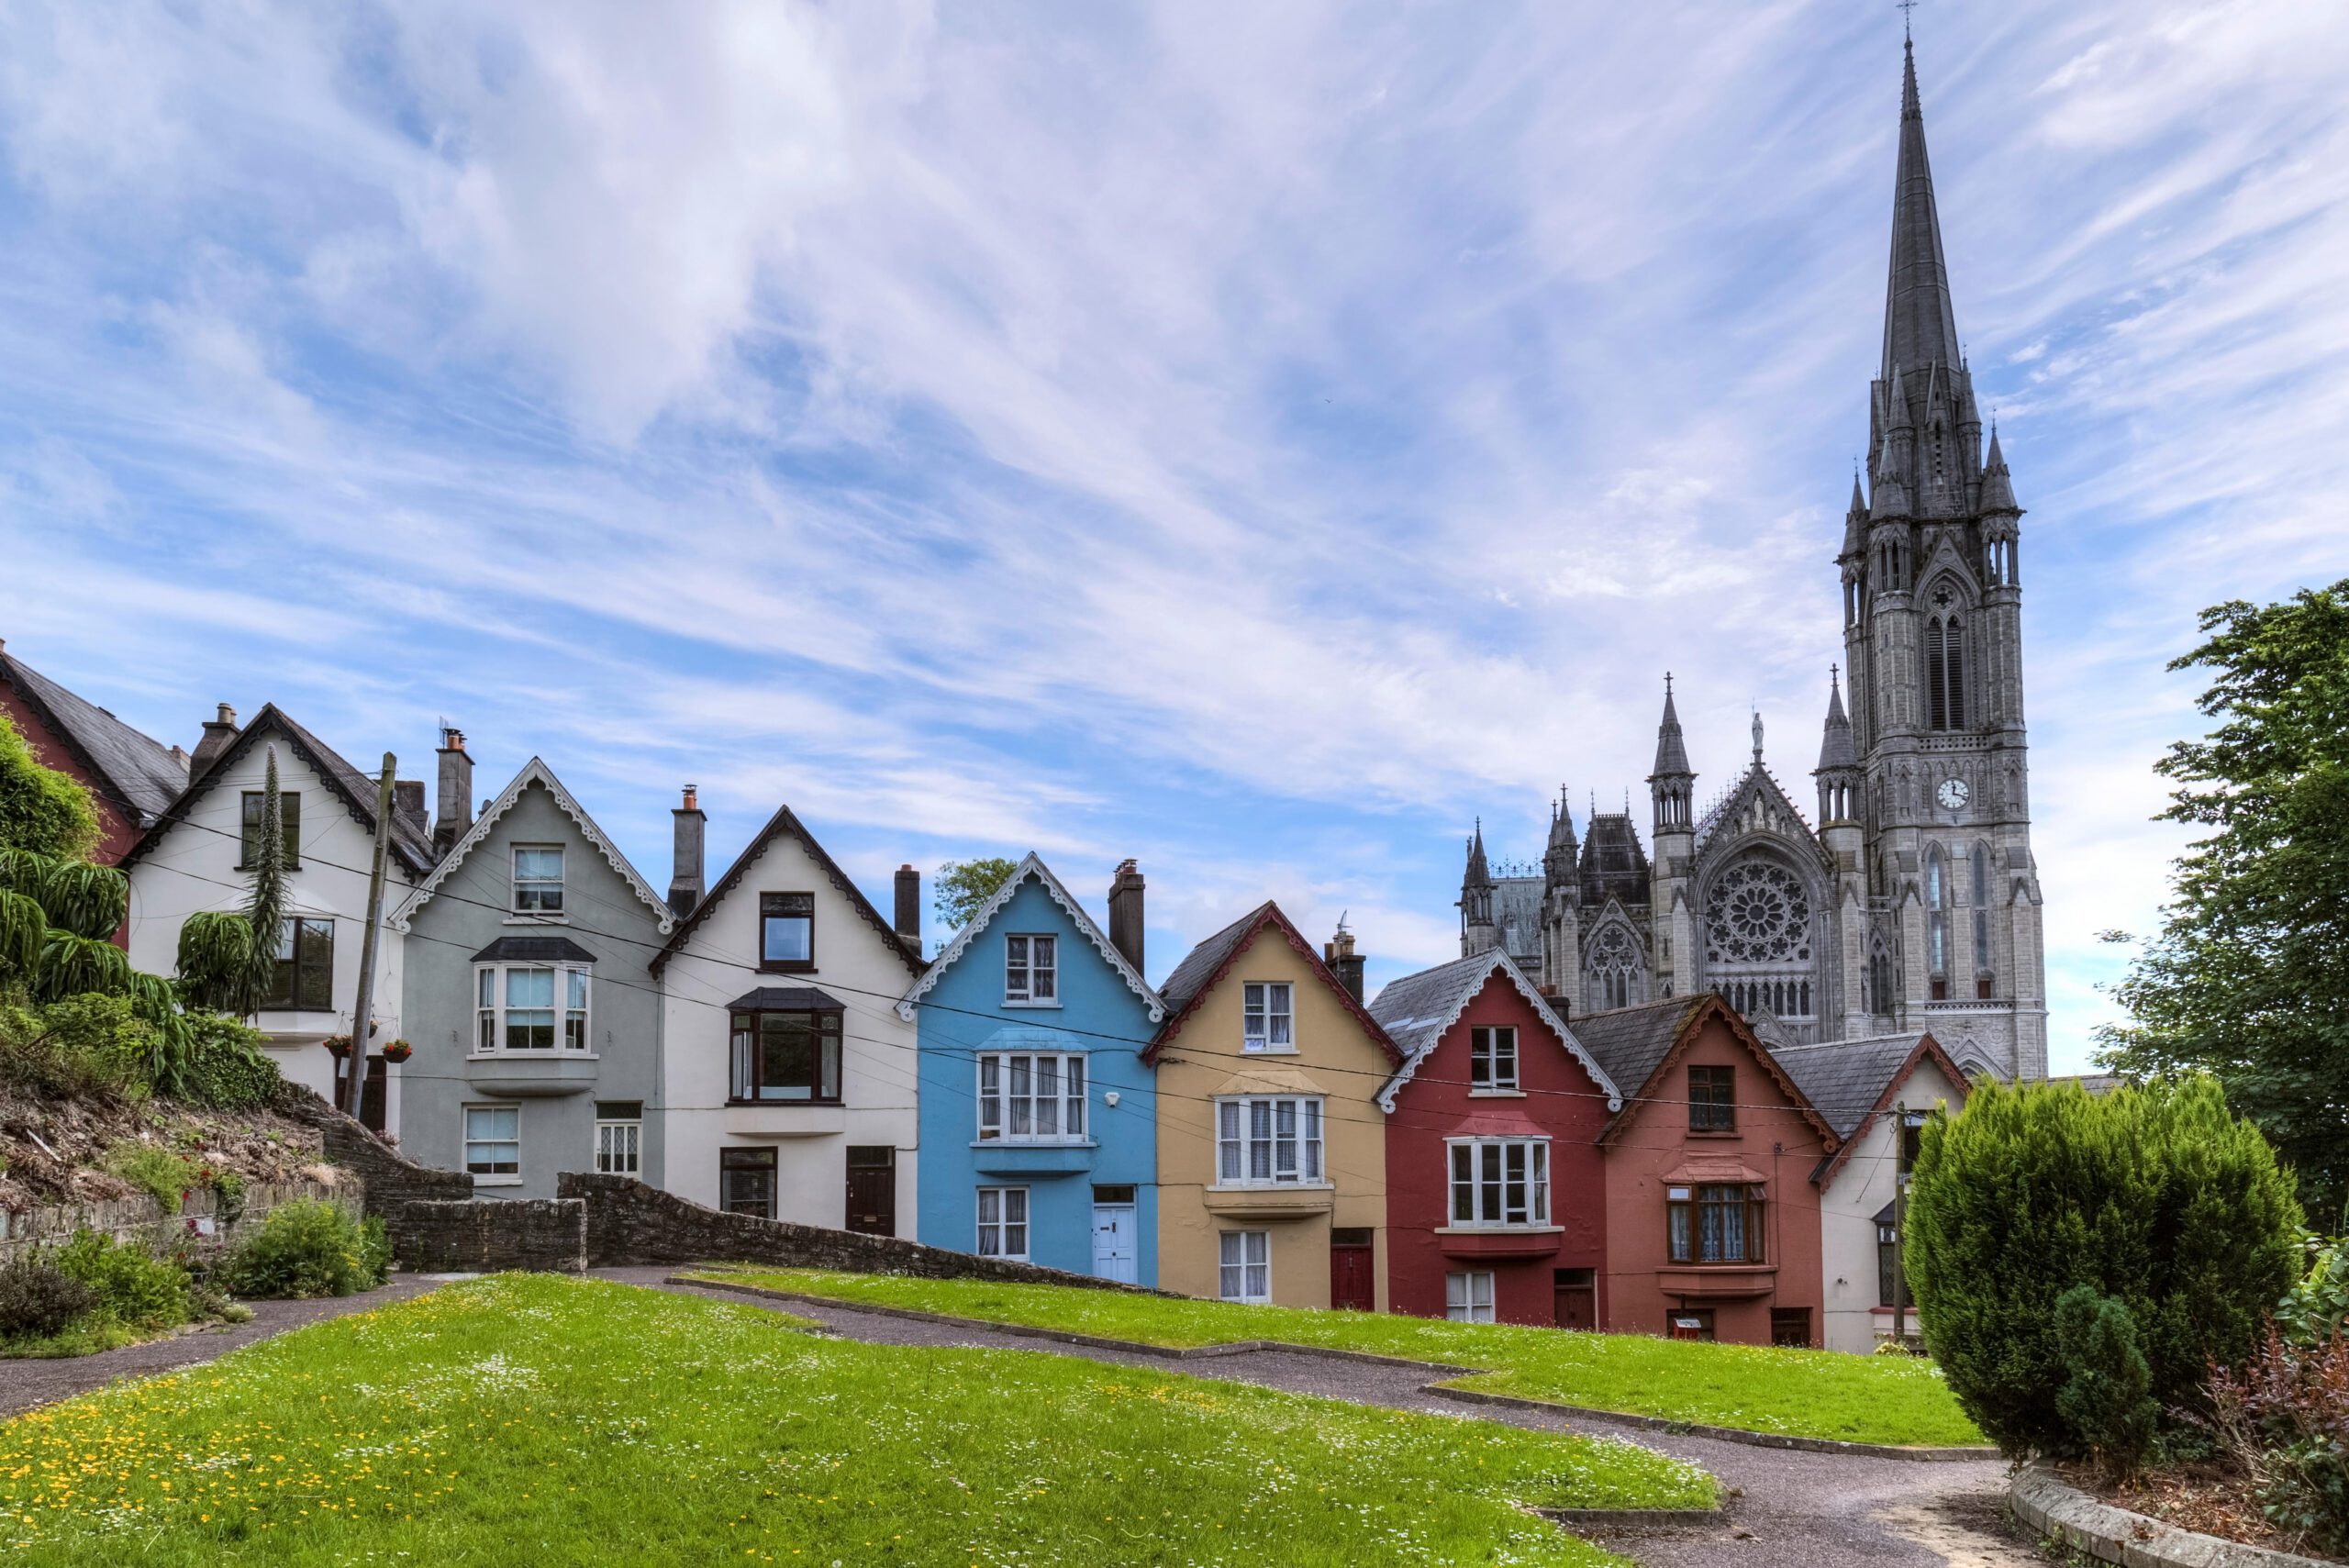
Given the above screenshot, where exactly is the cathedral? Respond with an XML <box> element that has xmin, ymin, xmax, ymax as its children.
<box><xmin>1458</xmin><ymin>39</ymin><xmax>2048</xmax><ymax>1083</ymax></box>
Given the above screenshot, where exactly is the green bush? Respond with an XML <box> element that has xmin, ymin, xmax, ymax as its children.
<box><xmin>0</xmin><ymin>1258</ymin><xmax>96</xmax><ymax>1340</ymax></box>
<box><xmin>180</xmin><ymin>1012</ymin><xmax>281</xmax><ymax>1108</ymax></box>
<box><xmin>2279</xmin><ymin>1234</ymin><xmax>2349</xmax><ymax>1347</ymax></box>
<box><xmin>53</xmin><ymin>1229</ymin><xmax>190</xmax><ymax>1330</ymax></box>
<box><xmin>0</xmin><ymin>993</ymin><xmax>150</xmax><ymax>1096</ymax></box>
<box><xmin>217</xmin><ymin>1200</ymin><xmax>388</xmax><ymax>1299</ymax></box>
<box><xmin>101</xmin><ymin>1141</ymin><xmax>206</xmax><ymax>1215</ymax></box>
<box><xmin>1905</xmin><ymin>1074</ymin><xmax>2300</xmax><ymax>1454</ymax></box>
<box><xmin>2054</xmin><ymin>1286</ymin><xmax>2158</xmax><ymax>1483</ymax></box>
<box><xmin>0</xmin><ymin>714</ymin><xmax>100</xmax><ymax>861</ymax></box>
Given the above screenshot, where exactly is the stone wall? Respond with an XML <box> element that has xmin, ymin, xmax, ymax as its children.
<box><xmin>273</xmin><ymin>1085</ymin><xmax>473</xmax><ymax>1210</ymax></box>
<box><xmin>558</xmin><ymin>1173</ymin><xmax>1164</xmax><ymax>1293</ymax></box>
<box><xmin>393</xmin><ymin>1198</ymin><xmax>586</xmax><ymax>1275</ymax></box>
<box><xmin>0</xmin><ymin>1178</ymin><xmax>356</xmax><ymax>1267</ymax></box>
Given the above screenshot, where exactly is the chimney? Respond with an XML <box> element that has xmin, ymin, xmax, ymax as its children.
<box><xmin>1323</xmin><ymin>919</ymin><xmax>1364</xmax><ymax>1005</ymax></box>
<box><xmin>669</xmin><ymin>784</ymin><xmax>706</xmax><ymax>917</ymax></box>
<box><xmin>393</xmin><ymin>779</ymin><xmax>427</xmax><ymax>829</ymax></box>
<box><xmin>1108</xmin><ymin>859</ymin><xmax>1145</xmax><ymax>974</ymax></box>
<box><xmin>894</xmin><ymin>864</ymin><xmax>920</xmax><ymax>951</ymax></box>
<box><xmin>191</xmin><ymin>703</ymin><xmax>239</xmax><ymax>776</ymax></box>
<box><xmin>434</xmin><ymin>728</ymin><xmax>473</xmax><ymax>854</ymax></box>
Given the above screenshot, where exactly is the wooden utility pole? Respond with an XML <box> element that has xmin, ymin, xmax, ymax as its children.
<box><xmin>1888</xmin><ymin>1103</ymin><xmax>1907</xmax><ymax>1351</ymax></box>
<box><xmin>343</xmin><ymin>753</ymin><xmax>396</xmax><ymax>1122</ymax></box>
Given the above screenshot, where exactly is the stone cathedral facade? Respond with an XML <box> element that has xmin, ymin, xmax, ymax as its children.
<box><xmin>1458</xmin><ymin>41</ymin><xmax>2048</xmax><ymax>1082</ymax></box>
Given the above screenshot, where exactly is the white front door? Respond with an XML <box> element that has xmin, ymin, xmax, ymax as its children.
<box><xmin>1091</xmin><ymin>1203</ymin><xmax>1137</xmax><ymax>1284</ymax></box>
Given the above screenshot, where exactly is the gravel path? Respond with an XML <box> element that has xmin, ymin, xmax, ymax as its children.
<box><xmin>0</xmin><ymin>1274</ymin><xmax>444</xmax><ymax>1418</ymax></box>
<box><xmin>614</xmin><ymin>1268</ymin><xmax>2038</xmax><ymax>1568</ymax></box>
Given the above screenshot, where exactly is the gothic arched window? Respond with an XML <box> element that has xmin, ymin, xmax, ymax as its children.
<box><xmin>1867</xmin><ymin>936</ymin><xmax>1895</xmax><ymax>1016</ymax></box>
<box><xmin>1971</xmin><ymin>841</ymin><xmax>1995</xmax><ymax>998</ymax></box>
<box><xmin>1926</xmin><ymin>847</ymin><xmax>1950</xmax><ymax>999</ymax></box>
<box><xmin>1586</xmin><ymin>922</ymin><xmax>1643</xmax><ymax>1012</ymax></box>
<box><xmin>1925</xmin><ymin>613</ymin><xmax>1968</xmax><ymax>731</ymax></box>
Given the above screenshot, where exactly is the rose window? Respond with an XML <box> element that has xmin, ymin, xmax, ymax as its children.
<box><xmin>1704</xmin><ymin>862</ymin><xmax>1811</xmax><ymax>965</ymax></box>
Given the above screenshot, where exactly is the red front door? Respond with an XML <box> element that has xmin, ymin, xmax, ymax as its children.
<box><xmin>1553</xmin><ymin>1268</ymin><xmax>1597</xmax><ymax>1330</ymax></box>
<box><xmin>1330</xmin><ymin>1240</ymin><xmax>1375</xmax><ymax>1311</ymax></box>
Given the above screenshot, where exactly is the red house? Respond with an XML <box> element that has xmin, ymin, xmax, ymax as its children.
<box><xmin>1370</xmin><ymin>951</ymin><xmax>1622</xmax><ymax>1328</ymax></box>
<box><xmin>1573</xmin><ymin>994</ymin><xmax>1836</xmax><ymax>1346</ymax></box>
<box><xmin>0</xmin><ymin>640</ymin><xmax>190</xmax><ymax>865</ymax></box>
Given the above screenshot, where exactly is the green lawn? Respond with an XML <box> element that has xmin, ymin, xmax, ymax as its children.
<box><xmin>685</xmin><ymin>1267</ymin><xmax>1988</xmax><ymax>1450</ymax></box>
<box><xmin>0</xmin><ymin>1273</ymin><xmax>1711</xmax><ymax>1566</ymax></box>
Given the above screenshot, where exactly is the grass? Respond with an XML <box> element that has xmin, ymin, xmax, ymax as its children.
<box><xmin>0</xmin><ymin>1273</ymin><xmax>1712</xmax><ymax>1565</ymax></box>
<box><xmin>685</xmin><ymin>1267</ymin><xmax>1990</xmax><ymax>1450</ymax></box>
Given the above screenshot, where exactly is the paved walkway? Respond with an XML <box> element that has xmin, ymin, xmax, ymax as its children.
<box><xmin>0</xmin><ymin>1274</ymin><xmax>443</xmax><ymax>1418</ymax></box>
<box><xmin>613</xmin><ymin>1268</ymin><xmax>2038</xmax><ymax>1568</ymax></box>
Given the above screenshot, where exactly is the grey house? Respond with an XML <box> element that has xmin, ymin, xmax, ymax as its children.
<box><xmin>395</xmin><ymin>756</ymin><xmax>676</xmax><ymax>1198</ymax></box>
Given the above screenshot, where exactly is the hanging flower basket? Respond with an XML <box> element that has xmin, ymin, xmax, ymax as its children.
<box><xmin>382</xmin><ymin>1039</ymin><xmax>414</xmax><ymax>1064</ymax></box>
<box><xmin>322</xmin><ymin>1034</ymin><xmax>354</xmax><ymax>1058</ymax></box>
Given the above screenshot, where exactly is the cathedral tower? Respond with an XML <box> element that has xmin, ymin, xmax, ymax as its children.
<box><xmin>1838</xmin><ymin>39</ymin><xmax>2047</xmax><ymax>1078</ymax></box>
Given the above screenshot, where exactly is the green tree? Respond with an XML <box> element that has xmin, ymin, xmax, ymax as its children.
<box><xmin>2054</xmin><ymin>1285</ymin><xmax>2158</xmax><ymax>1483</ymax></box>
<box><xmin>2099</xmin><ymin>579</ymin><xmax>2349</xmax><ymax>1220</ymax></box>
<box><xmin>933</xmin><ymin>856</ymin><xmax>1019</xmax><ymax>933</ymax></box>
<box><xmin>1904</xmin><ymin>1075</ymin><xmax>2299</xmax><ymax>1454</ymax></box>
<box><xmin>0</xmin><ymin>711</ymin><xmax>99</xmax><ymax>860</ymax></box>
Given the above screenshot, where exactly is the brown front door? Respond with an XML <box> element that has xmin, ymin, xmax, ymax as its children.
<box><xmin>844</xmin><ymin>1146</ymin><xmax>896</xmax><ymax>1236</ymax></box>
<box><xmin>1553</xmin><ymin>1268</ymin><xmax>1597</xmax><ymax>1330</ymax></box>
<box><xmin>333</xmin><ymin>1056</ymin><xmax>387</xmax><ymax>1133</ymax></box>
<box><xmin>1329</xmin><ymin>1230</ymin><xmax>1375</xmax><ymax>1311</ymax></box>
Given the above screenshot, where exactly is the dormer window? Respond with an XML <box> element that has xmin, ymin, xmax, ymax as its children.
<box><xmin>512</xmin><ymin>846</ymin><xmax>564</xmax><ymax>915</ymax></box>
<box><xmin>1005</xmin><ymin>935</ymin><xmax>1058</xmax><ymax>1005</ymax></box>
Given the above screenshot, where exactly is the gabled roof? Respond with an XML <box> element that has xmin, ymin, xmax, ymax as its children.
<box><xmin>398</xmin><ymin>757</ymin><xmax>674</xmax><ymax>936</ymax></box>
<box><xmin>1773</xmin><ymin>1030</ymin><xmax>1971</xmax><ymax>1189</ymax></box>
<box><xmin>651</xmin><ymin>800</ymin><xmax>925</xmax><ymax>978</ymax></box>
<box><xmin>0</xmin><ymin>651</ymin><xmax>189</xmax><ymax>827</ymax></box>
<box><xmin>896</xmin><ymin>851</ymin><xmax>1163</xmax><ymax>1024</ymax></box>
<box><xmin>1144</xmin><ymin>901</ymin><xmax>1401</xmax><ymax>1065</ymax></box>
<box><xmin>1692</xmin><ymin>758</ymin><xmax>1831</xmax><ymax>862</ymax></box>
<box><xmin>1573</xmin><ymin>992</ymin><xmax>1839</xmax><ymax>1151</ymax></box>
<box><xmin>117</xmin><ymin>704</ymin><xmax>437</xmax><ymax>877</ymax></box>
<box><xmin>1367</xmin><ymin>949</ymin><xmax>1621</xmax><ymax>1113</ymax></box>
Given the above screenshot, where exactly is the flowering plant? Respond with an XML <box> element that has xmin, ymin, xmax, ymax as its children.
<box><xmin>382</xmin><ymin>1039</ymin><xmax>413</xmax><ymax>1063</ymax></box>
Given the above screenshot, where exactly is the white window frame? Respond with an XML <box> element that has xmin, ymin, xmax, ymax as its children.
<box><xmin>974</xmin><ymin>1051</ymin><xmax>1086</xmax><ymax>1142</ymax></box>
<box><xmin>976</xmin><ymin>1186</ymin><xmax>1030</xmax><ymax>1260</ymax></box>
<box><xmin>1003</xmin><ymin>934</ymin><xmax>1059</xmax><ymax>1006</ymax></box>
<box><xmin>1241</xmin><ymin>982</ymin><xmax>1294</xmax><ymax>1052</ymax></box>
<box><xmin>463</xmin><ymin>1103</ymin><xmax>520</xmax><ymax>1177</ymax></box>
<box><xmin>1445</xmin><ymin>1270</ymin><xmax>1497</xmax><ymax>1323</ymax></box>
<box><xmin>1469</xmin><ymin>1026</ymin><xmax>1518</xmax><ymax>1090</ymax></box>
<box><xmin>1447</xmin><ymin>1138</ymin><xmax>1550</xmax><ymax>1228</ymax></box>
<box><xmin>594</xmin><ymin>1110</ymin><xmax>642</xmax><ymax>1176</ymax></box>
<box><xmin>1219</xmin><ymin>1229</ymin><xmax>1271</xmax><ymax>1303</ymax></box>
<box><xmin>1214</xmin><ymin>1095</ymin><xmax>1325</xmax><ymax>1187</ymax></box>
<box><xmin>473</xmin><ymin>962</ymin><xmax>593</xmax><ymax>1054</ymax></box>
<box><xmin>511</xmin><ymin>844</ymin><xmax>566</xmax><ymax>917</ymax></box>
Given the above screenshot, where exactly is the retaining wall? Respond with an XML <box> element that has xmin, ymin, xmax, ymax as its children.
<box><xmin>0</xmin><ymin>1177</ymin><xmax>356</xmax><ymax>1267</ymax></box>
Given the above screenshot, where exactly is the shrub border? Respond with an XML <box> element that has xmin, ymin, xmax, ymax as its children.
<box><xmin>2010</xmin><ymin>1463</ymin><xmax>2336</xmax><ymax>1568</ymax></box>
<box><xmin>673</xmin><ymin>1274</ymin><xmax>1996</xmax><ymax>1462</ymax></box>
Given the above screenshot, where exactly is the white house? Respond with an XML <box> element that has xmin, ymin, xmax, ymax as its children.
<box><xmin>1770</xmin><ymin>1031</ymin><xmax>1972</xmax><ymax>1354</ymax></box>
<box><xmin>649</xmin><ymin>796</ymin><xmax>926</xmax><ymax>1233</ymax></box>
<box><xmin>122</xmin><ymin>706</ymin><xmax>450</xmax><ymax>1130</ymax></box>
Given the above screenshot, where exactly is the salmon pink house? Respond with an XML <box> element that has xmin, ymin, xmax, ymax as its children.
<box><xmin>1370</xmin><ymin>951</ymin><xmax>1621</xmax><ymax>1329</ymax></box>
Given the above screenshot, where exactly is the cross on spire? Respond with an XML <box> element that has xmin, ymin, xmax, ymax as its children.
<box><xmin>1897</xmin><ymin>0</ymin><xmax>1920</xmax><ymax>41</ymax></box>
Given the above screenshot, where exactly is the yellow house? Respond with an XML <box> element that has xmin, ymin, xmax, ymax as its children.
<box><xmin>1146</xmin><ymin>904</ymin><xmax>1397</xmax><ymax>1310</ymax></box>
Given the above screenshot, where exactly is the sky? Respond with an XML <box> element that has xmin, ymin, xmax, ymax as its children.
<box><xmin>0</xmin><ymin>2</ymin><xmax>2343</xmax><ymax>1074</ymax></box>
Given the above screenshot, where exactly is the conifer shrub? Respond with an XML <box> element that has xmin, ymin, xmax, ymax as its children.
<box><xmin>217</xmin><ymin>1200</ymin><xmax>388</xmax><ymax>1299</ymax></box>
<box><xmin>1904</xmin><ymin>1074</ymin><xmax>2299</xmax><ymax>1454</ymax></box>
<box><xmin>2054</xmin><ymin>1285</ymin><xmax>2158</xmax><ymax>1483</ymax></box>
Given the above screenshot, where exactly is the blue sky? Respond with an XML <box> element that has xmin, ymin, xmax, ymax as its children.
<box><xmin>1</xmin><ymin>2</ymin><xmax>2343</xmax><ymax>1073</ymax></box>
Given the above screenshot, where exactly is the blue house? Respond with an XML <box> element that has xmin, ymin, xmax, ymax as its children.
<box><xmin>899</xmin><ymin>855</ymin><xmax>1163</xmax><ymax>1283</ymax></box>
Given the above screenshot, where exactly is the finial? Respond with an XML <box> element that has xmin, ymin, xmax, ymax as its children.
<box><xmin>1664</xmin><ymin>671</ymin><xmax>1674</xmax><ymax>695</ymax></box>
<box><xmin>1752</xmin><ymin>707</ymin><xmax>1765</xmax><ymax>762</ymax></box>
<box><xmin>1831</xmin><ymin>662</ymin><xmax>1841</xmax><ymax>693</ymax></box>
<box><xmin>1898</xmin><ymin>0</ymin><xmax>1918</xmax><ymax>43</ymax></box>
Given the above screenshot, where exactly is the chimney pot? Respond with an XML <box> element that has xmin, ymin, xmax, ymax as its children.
<box><xmin>682</xmin><ymin>784</ymin><xmax>698</xmax><ymax>810</ymax></box>
<box><xmin>669</xmin><ymin>784</ymin><xmax>707</xmax><ymax>917</ymax></box>
<box><xmin>1108</xmin><ymin>859</ymin><xmax>1145</xmax><ymax>975</ymax></box>
<box><xmin>1324</xmin><ymin>921</ymin><xmax>1365</xmax><ymax>1004</ymax></box>
<box><xmin>190</xmin><ymin>703</ymin><xmax>240</xmax><ymax>776</ymax></box>
<box><xmin>894</xmin><ymin>863</ymin><xmax>920</xmax><ymax>950</ymax></box>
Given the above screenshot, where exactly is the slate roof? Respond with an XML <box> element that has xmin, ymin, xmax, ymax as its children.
<box><xmin>725</xmin><ymin>985</ymin><xmax>846</xmax><ymax>1012</ymax></box>
<box><xmin>1157</xmin><ymin>906</ymin><xmax>1264</xmax><ymax>1014</ymax></box>
<box><xmin>117</xmin><ymin>704</ymin><xmax>438</xmax><ymax>877</ymax></box>
<box><xmin>472</xmin><ymin>935</ymin><xmax>598</xmax><ymax>964</ymax></box>
<box><xmin>0</xmin><ymin>651</ymin><xmax>189</xmax><ymax>827</ymax></box>
<box><xmin>1767</xmin><ymin>1032</ymin><xmax>1928</xmax><ymax>1140</ymax></box>
<box><xmin>1568</xmin><ymin>995</ymin><xmax>1708</xmax><ymax>1105</ymax></box>
<box><xmin>651</xmin><ymin>801</ymin><xmax>925</xmax><ymax>979</ymax></box>
<box><xmin>1367</xmin><ymin>949</ymin><xmax>1620</xmax><ymax>1111</ymax></box>
<box><xmin>1148</xmin><ymin>901</ymin><xmax>1400</xmax><ymax>1064</ymax></box>
<box><xmin>896</xmin><ymin>851</ymin><xmax>1162</xmax><ymax>1023</ymax></box>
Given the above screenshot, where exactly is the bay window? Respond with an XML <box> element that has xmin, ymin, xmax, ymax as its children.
<box><xmin>265</xmin><ymin>917</ymin><xmax>334</xmax><ymax>1012</ymax></box>
<box><xmin>1666</xmin><ymin>1183</ymin><xmax>1766</xmax><ymax>1264</ymax></box>
<box><xmin>473</xmin><ymin>962</ymin><xmax>592</xmax><ymax>1052</ymax></box>
<box><xmin>1448</xmin><ymin>1139</ymin><xmax>1549</xmax><ymax>1227</ymax></box>
<box><xmin>975</xmin><ymin>1051</ymin><xmax>1086</xmax><ymax>1141</ymax></box>
<box><xmin>1215</xmin><ymin>1095</ymin><xmax>1323</xmax><ymax>1185</ymax></box>
<box><xmin>729</xmin><ymin>1006</ymin><xmax>843</xmax><ymax>1103</ymax></box>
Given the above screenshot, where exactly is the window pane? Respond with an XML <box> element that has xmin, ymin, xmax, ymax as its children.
<box><xmin>759</xmin><ymin>1014</ymin><xmax>818</xmax><ymax>1099</ymax></box>
<box><xmin>1267</xmin><ymin>984</ymin><xmax>1292</xmax><ymax>1047</ymax></box>
<box><xmin>1064</xmin><ymin>1056</ymin><xmax>1085</xmax><ymax>1137</ymax></box>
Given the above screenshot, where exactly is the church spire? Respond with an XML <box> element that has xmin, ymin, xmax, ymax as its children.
<box><xmin>1816</xmin><ymin>666</ymin><xmax>1857</xmax><ymax>772</ymax></box>
<box><xmin>1882</xmin><ymin>38</ymin><xmax>1964</xmax><ymax>391</ymax></box>
<box><xmin>1979</xmin><ymin>423</ymin><xmax>2021</xmax><ymax>514</ymax></box>
<box><xmin>1648</xmin><ymin>674</ymin><xmax>1695</xmax><ymax>838</ymax></box>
